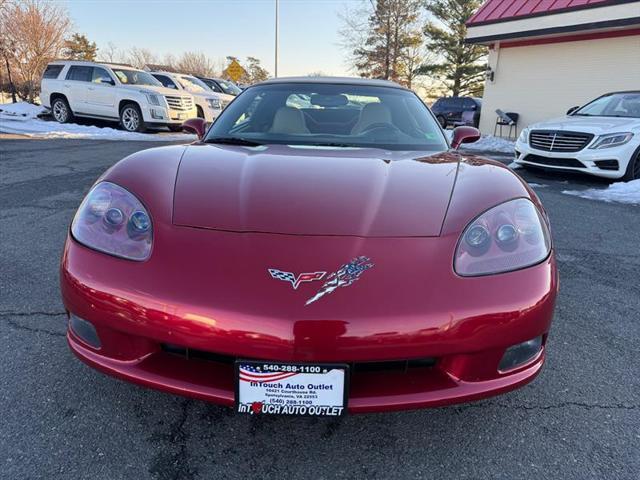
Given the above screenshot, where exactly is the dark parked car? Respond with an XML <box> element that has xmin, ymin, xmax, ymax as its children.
<box><xmin>431</xmin><ymin>97</ymin><xmax>482</xmax><ymax>129</ymax></box>
<box><xmin>196</xmin><ymin>76</ymin><xmax>243</xmax><ymax>96</ymax></box>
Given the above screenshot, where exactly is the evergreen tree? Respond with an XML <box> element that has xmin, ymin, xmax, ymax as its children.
<box><xmin>420</xmin><ymin>0</ymin><xmax>487</xmax><ymax>96</ymax></box>
<box><xmin>63</xmin><ymin>33</ymin><xmax>97</xmax><ymax>61</ymax></box>
<box><xmin>341</xmin><ymin>0</ymin><xmax>423</xmax><ymax>87</ymax></box>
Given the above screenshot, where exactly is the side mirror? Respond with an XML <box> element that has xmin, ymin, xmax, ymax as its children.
<box><xmin>182</xmin><ymin>118</ymin><xmax>207</xmax><ymax>139</ymax></box>
<box><xmin>451</xmin><ymin>126</ymin><xmax>481</xmax><ymax>150</ymax></box>
<box><xmin>566</xmin><ymin>106</ymin><xmax>580</xmax><ymax>115</ymax></box>
<box><xmin>101</xmin><ymin>78</ymin><xmax>115</xmax><ymax>85</ymax></box>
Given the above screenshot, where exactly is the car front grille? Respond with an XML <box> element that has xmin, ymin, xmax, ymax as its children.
<box><xmin>165</xmin><ymin>95</ymin><xmax>194</xmax><ymax>111</ymax></box>
<box><xmin>523</xmin><ymin>154</ymin><xmax>586</xmax><ymax>168</ymax></box>
<box><xmin>529</xmin><ymin>130</ymin><xmax>593</xmax><ymax>153</ymax></box>
<box><xmin>161</xmin><ymin>344</ymin><xmax>437</xmax><ymax>375</ymax></box>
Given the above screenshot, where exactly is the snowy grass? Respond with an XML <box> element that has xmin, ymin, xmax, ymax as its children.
<box><xmin>563</xmin><ymin>179</ymin><xmax>640</xmax><ymax>205</ymax></box>
<box><xmin>0</xmin><ymin>102</ymin><xmax>196</xmax><ymax>142</ymax></box>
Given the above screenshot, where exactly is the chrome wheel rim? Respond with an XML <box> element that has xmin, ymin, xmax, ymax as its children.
<box><xmin>52</xmin><ymin>101</ymin><xmax>67</xmax><ymax>122</ymax></box>
<box><xmin>122</xmin><ymin>107</ymin><xmax>139</xmax><ymax>131</ymax></box>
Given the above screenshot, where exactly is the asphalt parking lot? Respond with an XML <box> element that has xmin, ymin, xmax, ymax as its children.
<box><xmin>1</xmin><ymin>138</ymin><xmax>638</xmax><ymax>480</ymax></box>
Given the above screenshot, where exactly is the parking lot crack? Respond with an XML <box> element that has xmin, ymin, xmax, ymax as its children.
<box><xmin>0</xmin><ymin>310</ymin><xmax>67</xmax><ymax>318</ymax></box>
<box><xmin>149</xmin><ymin>399</ymin><xmax>197</xmax><ymax>480</ymax></box>
<box><xmin>3</xmin><ymin>318</ymin><xmax>65</xmax><ymax>337</ymax></box>
<box><xmin>454</xmin><ymin>401</ymin><xmax>637</xmax><ymax>412</ymax></box>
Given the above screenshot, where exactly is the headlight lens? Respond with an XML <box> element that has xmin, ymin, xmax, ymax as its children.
<box><xmin>142</xmin><ymin>91</ymin><xmax>162</xmax><ymax>106</ymax></box>
<box><xmin>454</xmin><ymin>198</ymin><xmax>551</xmax><ymax>276</ymax></box>
<box><xmin>589</xmin><ymin>132</ymin><xmax>634</xmax><ymax>149</ymax></box>
<box><xmin>207</xmin><ymin>97</ymin><xmax>222</xmax><ymax>109</ymax></box>
<box><xmin>71</xmin><ymin>182</ymin><xmax>153</xmax><ymax>261</ymax></box>
<box><xmin>517</xmin><ymin>128</ymin><xmax>529</xmax><ymax>144</ymax></box>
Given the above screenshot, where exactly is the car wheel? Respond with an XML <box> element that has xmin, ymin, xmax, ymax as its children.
<box><xmin>167</xmin><ymin>125</ymin><xmax>183</xmax><ymax>132</ymax></box>
<box><xmin>51</xmin><ymin>97</ymin><xmax>73</xmax><ymax>123</ymax></box>
<box><xmin>196</xmin><ymin>105</ymin><xmax>204</xmax><ymax>119</ymax></box>
<box><xmin>437</xmin><ymin>116</ymin><xmax>446</xmax><ymax>129</ymax></box>
<box><xmin>622</xmin><ymin>148</ymin><xmax>640</xmax><ymax>181</ymax></box>
<box><xmin>120</xmin><ymin>104</ymin><xmax>146</xmax><ymax>133</ymax></box>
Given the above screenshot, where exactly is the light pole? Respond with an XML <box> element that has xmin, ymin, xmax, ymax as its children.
<box><xmin>274</xmin><ymin>0</ymin><xmax>279</xmax><ymax>78</ymax></box>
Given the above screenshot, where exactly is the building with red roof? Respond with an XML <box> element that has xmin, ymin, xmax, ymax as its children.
<box><xmin>466</xmin><ymin>0</ymin><xmax>640</xmax><ymax>134</ymax></box>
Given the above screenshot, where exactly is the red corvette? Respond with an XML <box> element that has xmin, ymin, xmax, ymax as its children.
<box><xmin>61</xmin><ymin>78</ymin><xmax>557</xmax><ymax>415</ymax></box>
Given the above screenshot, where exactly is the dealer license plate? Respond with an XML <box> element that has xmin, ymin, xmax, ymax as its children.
<box><xmin>235</xmin><ymin>361</ymin><xmax>348</xmax><ymax>416</ymax></box>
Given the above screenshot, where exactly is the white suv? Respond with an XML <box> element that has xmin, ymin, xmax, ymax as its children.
<box><xmin>40</xmin><ymin>61</ymin><xmax>197</xmax><ymax>132</ymax></box>
<box><xmin>515</xmin><ymin>91</ymin><xmax>640</xmax><ymax>181</ymax></box>
<box><xmin>150</xmin><ymin>71</ymin><xmax>229</xmax><ymax>122</ymax></box>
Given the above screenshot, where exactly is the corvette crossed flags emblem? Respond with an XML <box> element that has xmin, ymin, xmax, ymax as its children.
<box><xmin>268</xmin><ymin>256</ymin><xmax>374</xmax><ymax>305</ymax></box>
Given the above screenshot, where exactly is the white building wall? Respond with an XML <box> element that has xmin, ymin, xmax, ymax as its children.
<box><xmin>479</xmin><ymin>34</ymin><xmax>640</xmax><ymax>135</ymax></box>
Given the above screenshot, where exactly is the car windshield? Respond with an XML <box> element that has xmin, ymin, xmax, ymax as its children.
<box><xmin>217</xmin><ymin>79</ymin><xmax>242</xmax><ymax>95</ymax></box>
<box><xmin>112</xmin><ymin>69</ymin><xmax>161</xmax><ymax>86</ymax></box>
<box><xmin>206</xmin><ymin>83</ymin><xmax>448</xmax><ymax>151</ymax></box>
<box><xmin>574</xmin><ymin>92</ymin><xmax>640</xmax><ymax>118</ymax></box>
<box><xmin>177</xmin><ymin>75</ymin><xmax>210</xmax><ymax>93</ymax></box>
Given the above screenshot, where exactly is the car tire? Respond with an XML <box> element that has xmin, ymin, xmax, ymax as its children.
<box><xmin>437</xmin><ymin>116</ymin><xmax>446</xmax><ymax>129</ymax></box>
<box><xmin>120</xmin><ymin>103</ymin><xmax>147</xmax><ymax>133</ymax></box>
<box><xmin>622</xmin><ymin>148</ymin><xmax>640</xmax><ymax>181</ymax></box>
<box><xmin>51</xmin><ymin>97</ymin><xmax>73</xmax><ymax>124</ymax></box>
<box><xmin>196</xmin><ymin>105</ymin><xmax>204</xmax><ymax>119</ymax></box>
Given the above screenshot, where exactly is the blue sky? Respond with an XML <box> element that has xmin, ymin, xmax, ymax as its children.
<box><xmin>67</xmin><ymin>0</ymin><xmax>353</xmax><ymax>76</ymax></box>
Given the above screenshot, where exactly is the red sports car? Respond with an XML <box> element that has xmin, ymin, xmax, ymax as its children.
<box><xmin>61</xmin><ymin>78</ymin><xmax>557</xmax><ymax>416</ymax></box>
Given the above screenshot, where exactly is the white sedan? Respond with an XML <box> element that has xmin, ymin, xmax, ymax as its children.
<box><xmin>515</xmin><ymin>91</ymin><xmax>640</xmax><ymax>181</ymax></box>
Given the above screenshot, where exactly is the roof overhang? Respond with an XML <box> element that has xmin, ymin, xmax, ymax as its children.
<box><xmin>466</xmin><ymin>1</ymin><xmax>640</xmax><ymax>45</ymax></box>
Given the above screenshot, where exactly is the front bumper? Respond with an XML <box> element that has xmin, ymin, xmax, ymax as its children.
<box><xmin>514</xmin><ymin>140</ymin><xmax>637</xmax><ymax>179</ymax></box>
<box><xmin>60</xmin><ymin>229</ymin><xmax>558</xmax><ymax>413</ymax></box>
<box><xmin>141</xmin><ymin>105</ymin><xmax>198</xmax><ymax>125</ymax></box>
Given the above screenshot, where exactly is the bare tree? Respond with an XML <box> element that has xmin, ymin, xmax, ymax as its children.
<box><xmin>3</xmin><ymin>0</ymin><xmax>71</xmax><ymax>101</ymax></box>
<box><xmin>176</xmin><ymin>52</ymin><xmax>215</xmax><ymax>77</ymax></box>
<box><xmin>126</xmin><ymin>47</ymin><xmax>158</xmax><ymax>69</ymax></box>
<box><xmin>97</xmin><ymin>42</ymin><xmax>125</xmax><ymax>63</ymax></box>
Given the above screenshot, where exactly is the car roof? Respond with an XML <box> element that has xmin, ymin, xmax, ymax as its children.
<box><xmin>48</xmin><ymin>60</ymin><xmax>135</xmax><ymax>69</ymax></box>
<box><xmin>255</xmin><ymin>76</ymin><xmax>406</xmax><ymax>89</ymax></box>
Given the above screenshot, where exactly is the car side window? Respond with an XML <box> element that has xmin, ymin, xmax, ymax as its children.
<box><xmin>65</xmin><ymin>66</ymin><xmax>92</xmax><ymax>82</ymax></box>
<box><xmin>43</xmin><ymin>64</ymin><xmax>64</xmax><ymax>79</ymax></box>
<box><xmin>152</xmin><ymin>74</ymin><xmax>177</xmax><ymax>89</ymax></box>
<box><xmin>92</xmin><ymin>67</ymin><xmax>113</xmax><ymax>84</ymax></box>
<box><xmin>463</xmin><ymin>99</ymin><xmax>476</xmax><ymax>110</ymax></box>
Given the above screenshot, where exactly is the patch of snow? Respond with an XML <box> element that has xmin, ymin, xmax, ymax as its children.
<box><xmin>562</xmin><ymin>179</ymin><xmax>640</xmax><ymax>205</ymax></box>
<box><xmin>0</xmin><ymin>101</ymin><xmax>46</xmax><ymax>121</ymax></box>
<box><xmin>528</xmin><ymin>183</ymin><xmax>547</xmax><ymax>188</ymax></box>
<box><xmin>0</xmin><ymin>102</ymin><xmax>196</xmax><ymax>142</ymax></box>
<box><xmin>461</xmin><ymin>135</ymin><xmax>515</xmax><ymax>154</ymax></box>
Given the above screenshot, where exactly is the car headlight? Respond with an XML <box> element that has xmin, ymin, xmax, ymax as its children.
<box><xmin>71</xmin><ymin>182</ymin><xmax>153</xmax><ymax>261</ymax></box>
<box><xmin>141</xmin><ymin>91</ymin><xmax>162</xmax><ymax>106</ymax></box>
<box><xmin>517</xmin><ymin>128</ymin><xmax>529</xmax><ymax>144</ymax></box>
<box><xmin>207</xmin><ymin>97</ymin><xmax>222</xmax><ymax>109</ymax></box>
<box><xmin>589</xmin><ymin>132</ymin><xmax>634</xmax><ymax>149</ymax></box>
<box><xmin>454</xmin><ymin>198</ymin><xmax>551</xmax><ymax>276</ymax></box>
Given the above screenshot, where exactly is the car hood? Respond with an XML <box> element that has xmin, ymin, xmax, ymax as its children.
<box><xmin>173</xmin><ymin>144</ymin><xmax>460</xmax><ymax>237</ymax></box>
<box><xmin>118</xmin><ymin>84</ymin><xmax>190</xmax><ymax>97</ymax></box>
<box><xmin>529</xmin><ymin>115</ymin><xmax>640</xmax><ymax>134</ymax></box>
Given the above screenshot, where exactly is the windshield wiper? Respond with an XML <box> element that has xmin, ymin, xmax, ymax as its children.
<box><xmin>307</xmin><ymin>142</ymin><xmax>357</xmax><ymax>148</ymax></box>
<box><xmin>205</xmin><ymin>137</ymin><xmax>264</xmax><ymax>146</ymax></box>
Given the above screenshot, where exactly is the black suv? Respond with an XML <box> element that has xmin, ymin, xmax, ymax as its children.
<box><xmin>431</xmin><ymin>97</ymin><xmax>482</xmax><ymax>129</ymax></box>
